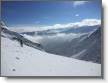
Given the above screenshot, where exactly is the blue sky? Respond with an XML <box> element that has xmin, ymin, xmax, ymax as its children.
<box><xmin>1</xmin><ymin>0</ymin><xmax>101</xmax><ymax>28</ymax></box>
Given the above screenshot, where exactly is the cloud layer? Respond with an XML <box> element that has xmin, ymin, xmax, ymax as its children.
<box><xmin>41</xmin><ymin>19</ymin><xmax>101</xmax><ymax>30</ymax></box>
<box><xmin>73</xmin><ymin>1</ymin><xmax>89</xmax><ymax>7</ymax></box>
<box><xmin>10</xmin><ymin>19</ymin><xmax>101</xmax><ymax>32</ymax></box>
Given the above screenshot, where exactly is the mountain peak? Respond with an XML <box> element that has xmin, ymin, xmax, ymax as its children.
<box><xmin>1</xmin><ymin>21</ymin><xmax>9</xmax><ymax>30</ymax></box>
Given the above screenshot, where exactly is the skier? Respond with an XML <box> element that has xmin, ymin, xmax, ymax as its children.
<box><xmin>20</xmin><ymin>39</ymin><xmax>23</xmax><ymax>47</ymax></box>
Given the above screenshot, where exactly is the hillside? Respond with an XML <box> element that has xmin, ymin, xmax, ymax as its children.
<box><xmin>1</xmin><ymin>21</ymin><xmax>101</xmax><ymax>76</ymax></box>
<box><xmin>1</xmin><ymin>37</ymin><xmax>101</xmax><ymax>76</ymax></box>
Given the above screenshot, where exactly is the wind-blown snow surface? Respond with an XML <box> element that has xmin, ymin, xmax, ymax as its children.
<box><xmin>1</xmin><ymin>37</ymin><xmax>101</xmax><ymax>76</ymax></box>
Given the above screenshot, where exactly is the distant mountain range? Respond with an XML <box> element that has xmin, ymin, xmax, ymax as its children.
<box><xmin>21</xmin><ymin>25</ymin><xmax>99</xmax><ymax>36</ymax></box>
<box><xmin>35</xmin><ymin>26</ymin><xmax>101</xmax><ymax>64</ymax></box>
<box><xmin>71</xmin><ymin>27</ymin><xmax>101</xmax><ymax>63</ymax></box>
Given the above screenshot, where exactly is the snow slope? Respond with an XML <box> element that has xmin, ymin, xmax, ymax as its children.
<box><xmin>1</xmin><ymin>37</ymin><xmax>101</xmax><ymax>76</ymax></box>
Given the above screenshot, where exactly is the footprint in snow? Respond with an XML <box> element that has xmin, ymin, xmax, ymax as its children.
<box><xmin>12</xmin><ymin>69</ymin><xmax>16</xmax><ymax>71</ymax></box>
<box><xmin>16</xmin><ymin>57</ymin><xmax>20</xmax><ymax>60</ymax></box>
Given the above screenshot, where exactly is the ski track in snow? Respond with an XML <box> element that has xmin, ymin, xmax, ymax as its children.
<box><xmin>1</xmin><ymin>37</ymin><xmax>101</xmax><ymax>76</ymax></box>
<box><xmin>71</xmin><ymin>49</ymin><xmax>87</xmax><ymax>58</ymax></box>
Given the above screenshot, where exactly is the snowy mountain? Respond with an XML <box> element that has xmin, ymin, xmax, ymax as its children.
<box><xmin>1</xmin><ymin>35</ymin><xmax>101</xmax><ymax>76</ymax></box>
<box><xmin>21</xmin><ymin>25</ymin><xmax>99</xmax><ymax>36</ymax></box>
<box><xmin>17</xmin><ymin>20</ymin><xmax>101</xmax><ymax>64</ymax></box>
<box><xmin>1</xmin><ymin>21</ymin><xmax>101</xmax><ymax>76</ymax></box>
<box><xmin>31</xmin><ymin>26</ymin><xmax>101</xmax><ymax>64</ymax></box>
<box><xmin>1</xmin><ymin>22</ymin><xmax>43</xmax><ymax>51</ymax></box>
<box><xmin>71</xmin><ymin>27</ymin><xmax>101</xmax><ymax>63</ymax></box>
